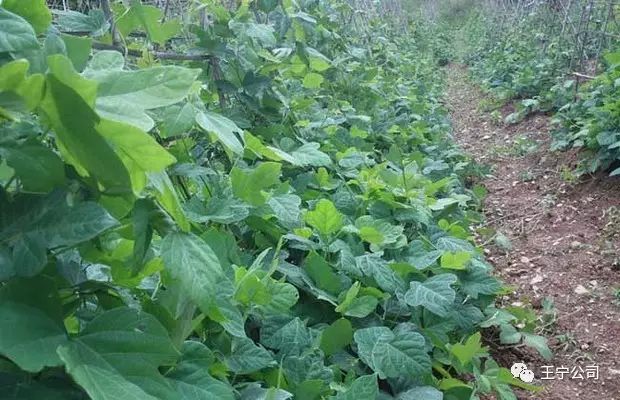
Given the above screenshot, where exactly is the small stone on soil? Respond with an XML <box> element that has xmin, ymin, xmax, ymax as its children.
<box><xmin>574</xmin><ymin>285</ymin><xmax>589</xmax><ymax>295</ymax></box>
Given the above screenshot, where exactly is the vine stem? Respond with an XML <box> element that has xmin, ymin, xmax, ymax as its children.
<box><xmin>99</xmin><ymin>0</ymin><xmax>121</xmax><ymax>46</ymax></box>
<box><xmin>92</xmin><ymin>42</ymin><xmax>214</xmax><ymax>61</ymax></box>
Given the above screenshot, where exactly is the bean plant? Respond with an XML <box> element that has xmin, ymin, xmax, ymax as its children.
<box><xmin>0</xmin><ymin>1</ymin><xmax>548</xmax><ymax>399</ymax></box>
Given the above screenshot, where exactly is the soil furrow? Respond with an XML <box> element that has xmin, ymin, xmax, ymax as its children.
<box><xmin>446</xmin><ymin>64</ymin><xmax>620</xmax><ymax>400</ymax></box>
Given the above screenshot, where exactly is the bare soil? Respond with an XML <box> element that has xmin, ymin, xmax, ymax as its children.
<box><xmin>445</xmin><ymin>64</ymin><xmax>620</xmax><ymax>400</ymax></box>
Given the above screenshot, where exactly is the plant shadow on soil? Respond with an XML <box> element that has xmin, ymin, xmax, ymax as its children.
<box><xmin>445</xmin><ymin>64</ymin><xmax>620</xmax><ymax>400</ymax></box>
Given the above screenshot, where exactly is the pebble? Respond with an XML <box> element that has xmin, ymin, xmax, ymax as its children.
<box><xmin>609</xmin><ymin>368</ymin><xmax>620</xmax><ymax>375</ymax></box>
<box><xmin>570</xmin><ymin>240</ymin><xmax>583</xmax><ymax>249</ymax></box>
<box><xmin>574</xmin><ymin>285</ymin><xmax>589</xmax><ymax>295</ymax></box>
<box><xmin>530</xmin><ymin>274</ymin><xmax>544</xmax><ymax>285</ymax></box>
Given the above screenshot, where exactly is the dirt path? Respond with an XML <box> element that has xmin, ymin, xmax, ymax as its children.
<box><xmin>445</xmin><ymin>64</ymin><xmax>620</xmax><ymax>400</ymax></box>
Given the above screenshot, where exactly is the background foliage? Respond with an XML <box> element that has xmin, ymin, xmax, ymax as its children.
<box><xmin>442</xmin><ymin>0</ymin><xmax>619</xmax><ymax>175</ymax></box>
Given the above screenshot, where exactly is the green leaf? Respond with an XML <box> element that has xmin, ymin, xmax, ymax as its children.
<box><xmin>292</xmin><ymin>379</ymin><xmax>328</xmax><ymax>400</ymax></box>
<box><xmin>499</xmin><ymin>324</ymin><xmax>521</xmax><ymax>345</ymax></box>
<box><xmin>131</xmin><ymin>198</ymin><xmax>154</xmax><ymax>273</ymax></box>
<box><xmin>304</xmin><ymin>251</ymin><xmax>342</xmax><ymax>295</ymax></box>
<box><xmin>303</xmin><ymin>72</ymin><xmax>324</xmax><ymax>89</ymax></box>
<box><xmin>494</xmin><ymin>232</ymin><xmax>512</xmax><ymax>251</ymax></box>
<box><xmin>458</xmin><ymin>263</ymin><xmax>501</xmax><ymax>299</ymax></box>
<box><xmin>449</xmin><ymin>304</ymin><xmax>484</xmax><ymax>331</ymax></box>
<box><xmin>0</xmin><ymin>59</ymin><xmax>44</xmax><ymax>110</ymax></box>
<box><xmin>438</xmin><ymin>378</ymin><xmax>472</xmax><ymax>392</ymax></box>
<box><xmin>230</xmin><ymin>21</ymin><xmax>276</xmax><ymax>47</ymax></box>
<box><xmin>239</xmin><ymin>384</ymin><xmax>292</xmax><ymax>400</ymax></box>
<box><xmin>440</xmin><ymin>251</ymin><xmax>471</xmax><ymax>270</ymax></box>
<box><xmin>261</xmin><ymin>280</ymin><xmax>299</xmax><ymax>314</ymax></box>
<box><xmin>450</xmin><ymin>332</ymin><xmax>483</xmax><ymax>367</ymax></box>
<box><xmin>40</xmin><ymin>55</ymin><xmax>132</xmax><ymax>192</ymax></box>
<box><xmin>235</xmin><ymin>268</ymin><xmax>271</xmax><ymax>306</ymax></box>
<box><xmin>160</xmin><ymin>103</ymin><xmax>195</xmax><ymax>138</ymax></box>
<box><xmin>0</xmin><ymin>59</ymin><xmax>28</xmax><ymax>91</ymax></box>
<box><xmin>0</xmin><ymin>378</ymin><xmax>81</xmax><ymax>399</ymax></box>
<box><xmin>167</xmin><ymin>342</ymin><xmax>234</xmax><ymax>400</ymax></box>
<box><xmin>42</xmin><ymin>201</ymin><xmax>119</xmax><ymax>248</ymax></box>
<box><xmin>522</xmin><ymin>333</ymin><xmax>552</xmax><ymax>360</ymax></box>
<box><xmin>341</xmin><ymin>296</ymin><xmax>378</xmax><ymax>318</ymax></box>
<box><xmin>0</xmin><ymin>277</ymin><xmax>68</xmax><ymax>372</ymax></box>
<box><xmin>604</xmin><ymin>51</ymin><xmax>620</xmax><ymax>66</ymax></box>
<box><xmin>11</xmin><ymin>232</ymin><xmax>46</xmax><ymax>277</ymax></box>
<box><xmin>196</xmin><ymin>110</ymin><xmax>245</xmax><ymax>154</ymax></box>
<box><xmin>149</xmin><ymin>171</ymin><xmax>190</xmax><ymax>232</ymax></box>
<box><xmin>355</xmin><ymin>253</ymin><xmax>405</xmax><ymax>294</ymax></box>
<box><xmin>354</xmin><ymin>216</ymin><xmax>405</xmax><ymax>248</ymax></box>
<box><xmin>435</xmin><ymin>236</ymin><xmax>474</xmax><ymax>253</ymax></box>
<box><xmin>100</xmin><ymin>117</ymin><xmax>177</xmax><ymax>190</ymax></box>
<box><xmin>353</xmin><ymin>326</ymin><xmax>431</xmax><ymax>379</ymax></box>
<box><xmin>0</xmin><ymin>192</ymin><xmax>119</xmax><ymax>253</ymax></box>
<box><xmin>335</xmin><ymin>282</ymin><xmax>360</xmax><ymax>311</ymax></box>
<box><xmin>257</xmin><ymin>0</ymin><xmax>278</xmax><ymax>12</ymax></box>
<box><xmin>53</xmin><ymin>9</ymin><xmax>108</xmax><ymax>36</ymax></box>
<box><xmin>290</xmin><ymin>143</ymin><xmax>331</xmax><ymax>167</ymax></box>
<box><xmin>495</xmin><ymin>384</ymin><xmax>518</xmax><ymax>400</ymax></box>
<box><xmin>0</xmin><ymin>8</ymin><xmax>39</xmax><ymax>53</ymax></box>
<box><xmin>93</xmin><ymin>66</ymin><xmax>200</xmax><ymax>132</ymax></box>
<box><xmin>319</xmin><ymin>318</ymin><xmax>353</xmax><ymax>356</ymax></box>
<box><xmin>201</xmin><ymin>228</ymin><xmax>242</xmax><ymax>270</ymax></box>
<box><xmin>305</xmin><ymin>199</ymin><xmax>343</xmax><ymax>236</ymax></box>
<box><xmin>212</xmin><ymin>297</ymin><xmax>246</xmax><ymax>338</ymax></box>
<box><xmin>331</xmin><ymin>374</ymin><xmax>377</xmax><ymax>400</ymax></box>
<box><xmin>227</xmin><ymin>337</ymin><xmax>275</xmax><ymax>374</ymax></box>
<box><xmin>267</xmin><ymin>194</ymin><xmax>302</xmax><ymax>227</ymax></box>
<box><xmin>496</xmin><ymin>367</ymin><xmax>543</xmax><ymax>392</ymax></box>
<box><xmin>480</xmin><ymin>307</ymin><xmax>517</xmax><ymax>328</ymax></box>
<box><xmin>57</xmin><ymin>308</ymin><xmax>180</xmax><ymax>400</ymax></box>
<box><xmin>358</xmin><ymin>226</ymin><xmax>383</xmax><ymax>244</ymax></box>
<box><xmin>58</xmin><ymin>342</ymin><xmax>161</xmax><ymax>400</ymax></box>
<box><xmin>407</xmin><ymin>249</ymin><xmax>442</xmax><ymax>270</ymax></box>
<box><xmin>308</xmin><ymin>48</ymin><xmax>332</xmax><ymax>72</ymax></box>
<box><xmin>404</xmin><ymin>273</ymin><xmax>457</xmax><ymax>317</ymax></box>
<box><xmin>231</xmin><ymin>162</ymin><xmax>281</xmax><ymax>206</ymax></box>
<box><xmin>397</xmin><ymin>386</ymin><xmax>443</xmax><ymax>400</ymax></box>
<box><xmin>116</xmin><ymin>0</ymin><xmax>181</xmax><ymax>45</ymax></box>
<box><xmin>0</xmin><ymin>142</ymin><xmax>64</xmax><ymax>192</ymax></box>
<box><xmin>75</xmin><ymin>307</ymin><xmax>179</xmax><ymax>366</ymax></box>
<box><xmin>261</xmin><ymin>318</ymin><xmax>313</xmax><ymax>357</ymax></box>
<box><xmin>3</xmin><ymin>0</ymin><xmax>51</xmax><ymax>34</ymax></box>
<box><xmin>84</xmin><ymin>50</ymin><xmax>124</xmax><ymax>73</ymax></box>
<box><xmin>61</xmin><ymin>34</ymin><xmax>92</xmax><ymax>71</ymax></box>
<box><xmin>282</xmin><ymin>350</ymin><xmax>333</xmax><ymax>385</ymax></box>
<box><xmin>355</xmin><ymin>253</ymin><xmax>406</xmax><ymax>294</ymax></box>
<box><xmin>335</xmin><ymin>283</ymin><xmax>377</xmax><ymax>318</ymax></box>
<box><xmin>161</xmin><ymin>232</ymin><xmax>226</xmax><ymax>313</ymax></box>
<box><xmin>186</xmin><ymin>196</ymin><xmax>250</xmax><ymax>224</ymax></box>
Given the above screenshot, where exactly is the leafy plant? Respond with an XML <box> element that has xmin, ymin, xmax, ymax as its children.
<box><xmin>455</xmin><ymin>1</ymin><xmax>619</xmax><ymax>175</ymax></box>
<box><xmin>552</xmin><ymin>52</ymin><xmax>620</xmax><ymax>175</ymax></box>
<box><xmin>0</xmin><ymin>1</ymin><xmax>546</xmax><ymax>399</ymax></box>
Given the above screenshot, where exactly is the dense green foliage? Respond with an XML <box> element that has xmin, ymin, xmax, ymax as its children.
<box><xmin>0</xmin><ymin>1</ymin><xmax>548</xmax><ymax>399</ymax></box>
<box><xmin>457</xmin><ymin>1</ymin><xmax>619</xmax><ymax>174</ymax></box>
<box><xmin>463</xmin><ymin>2</ymin><xmax>618</xmax><ymax>101</ymax></box>
<box><xmin>466</xmin><ymin>14</ymin><xmax>570</xmax><ymax>103</ymax></box>
<box><xmin>552</xmin><ymin>52</ymin><xmax>620</xmax><ymax>175</ymax></box>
